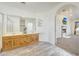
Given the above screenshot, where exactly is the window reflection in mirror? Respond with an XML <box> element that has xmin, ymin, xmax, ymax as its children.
<box><xmin>7</xmin><ymin>16</ymin><xmax>13</xmax><ymax>33</ymax></box>
<box><xmin>7</xmin><ymin>15</ymin><xmax>20</xmax><ymax>35</ymax></box>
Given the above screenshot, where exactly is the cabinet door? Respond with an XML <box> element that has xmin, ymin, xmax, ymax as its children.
<box><xmin>19</xmin><ymin>38</ymin><xmax>26</xmax><ymax>46</ymax></box>
<box><xmin>3</xmin><ymin>39</ymin><xmax>12</xmax><ymax>51</ymax></box>
<box><xmin>12</xmin><ymin>39</ymin><xmax>20</xmax><ymax>48</ymax></box>
<box><xmin>12</xmin><ymin>39</ymin><xmax>17</xmax><ymax>48</ymax></box>
<box><xmin>31</xmin><ymin>34</ymin><xmax>38</xmax><ymax>42</ymax></box>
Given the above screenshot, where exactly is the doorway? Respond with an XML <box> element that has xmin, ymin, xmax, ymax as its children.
<box><xmin>55</xmin><ymin>4</ymin><xmax>76</xmax><ymax>43</ymax></box>
<box><xmin>55</xmin><ymin>4</ymin><xmax>79</xmax><ymax>55</ymax></box>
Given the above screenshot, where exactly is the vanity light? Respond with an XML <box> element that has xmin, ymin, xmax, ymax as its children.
<box><xmin>20</xmin><ymin>2</ymin><xmax>26</xmax><ymax>4</ymax></box>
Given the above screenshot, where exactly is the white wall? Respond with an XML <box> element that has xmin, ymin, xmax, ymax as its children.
<box><xmin>36</xmin><ymin>15</ymin><xmax>50</xmax><ymax>42</ymax></box>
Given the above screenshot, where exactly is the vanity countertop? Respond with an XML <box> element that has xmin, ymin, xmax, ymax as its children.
<box><xmin>2</xmin><ymin>33</ymin><xmax>39</xmax><ymax>37</ymax></box>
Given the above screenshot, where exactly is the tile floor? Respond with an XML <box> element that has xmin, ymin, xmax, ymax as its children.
<box><xmin>0</xmin><ymin>41</ymin><xmax>74</xmax><ymax>56</ymax></box>
<box><xmin>56</xmin><ymin>35</ymin><xmax>79</xmax><ymax>56</ymax></box>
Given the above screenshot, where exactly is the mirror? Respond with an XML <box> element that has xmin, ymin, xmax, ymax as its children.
<box><xmin>20</xmin><ymin>17</ymin><xmax>36</xmax><ymax>34</ymax></box>
<box><xmin>7</xmin><ymin>16</ymin><xmax>13</xmax><ymax>33</ymax></box>
<box><xmin>7</xmin><ymin>15</ymin><xmax>20</xmax><ymax>35</ymax></box>
<box><xmin>7</xmin><ymin>15</ymin><xmax>36</xmax><ymax>35</ymax></box>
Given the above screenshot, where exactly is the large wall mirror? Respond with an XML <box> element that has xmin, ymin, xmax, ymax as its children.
<box><xmin>7</xmin><ymin>15</ymin><xmax>36</xmax><ymax>35</ymax></box>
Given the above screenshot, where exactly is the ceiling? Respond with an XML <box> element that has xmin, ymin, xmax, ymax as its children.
<box><xmin>0</xmin><ymin>2</ymin><xmax>61</xmax><ymax>13</ymax></box>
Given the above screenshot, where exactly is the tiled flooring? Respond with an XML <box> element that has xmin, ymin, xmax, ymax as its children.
<box><xmin>0</xmin><ymin>41</ymin><xmax>74</xmax><ymax>56</ymax></box>
<box><xmin>56</xmin><ymin>35</ymin><xmax>79</xmax><ymax>56</ymax></box>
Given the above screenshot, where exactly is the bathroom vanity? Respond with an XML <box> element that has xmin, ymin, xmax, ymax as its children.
<box><xmin>2</xmin><ymin>33</ymin><xmax>39</xmax><ymax>51</ymax></box>
<box><xmin>1</xmin><ymin>14</ymin><xmax>38</xmax><ymax>51</ymax></box>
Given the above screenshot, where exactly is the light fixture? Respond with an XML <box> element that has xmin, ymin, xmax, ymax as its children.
<box><xmin>20</xmin><ymin>2</ymin><xmax>26</xmax><ymax>4</ymax></box>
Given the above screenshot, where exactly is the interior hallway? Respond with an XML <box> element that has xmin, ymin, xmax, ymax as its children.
<box><xmin>0</xmin><ymin>41</ymin><xmax>74</xmax><ymax>56</ymax></box>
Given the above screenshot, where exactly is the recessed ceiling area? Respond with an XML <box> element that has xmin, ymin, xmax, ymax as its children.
<box><xmin>0</xmin><ymin>2</ymin><xmax>61</xmax><ymax>13</ymax></box>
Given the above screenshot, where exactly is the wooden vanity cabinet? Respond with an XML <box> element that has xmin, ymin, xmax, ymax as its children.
<box><xmin>2</xmin><ymin>33</ymin><xmax>39</xmax><ymax>51</ymax></box>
